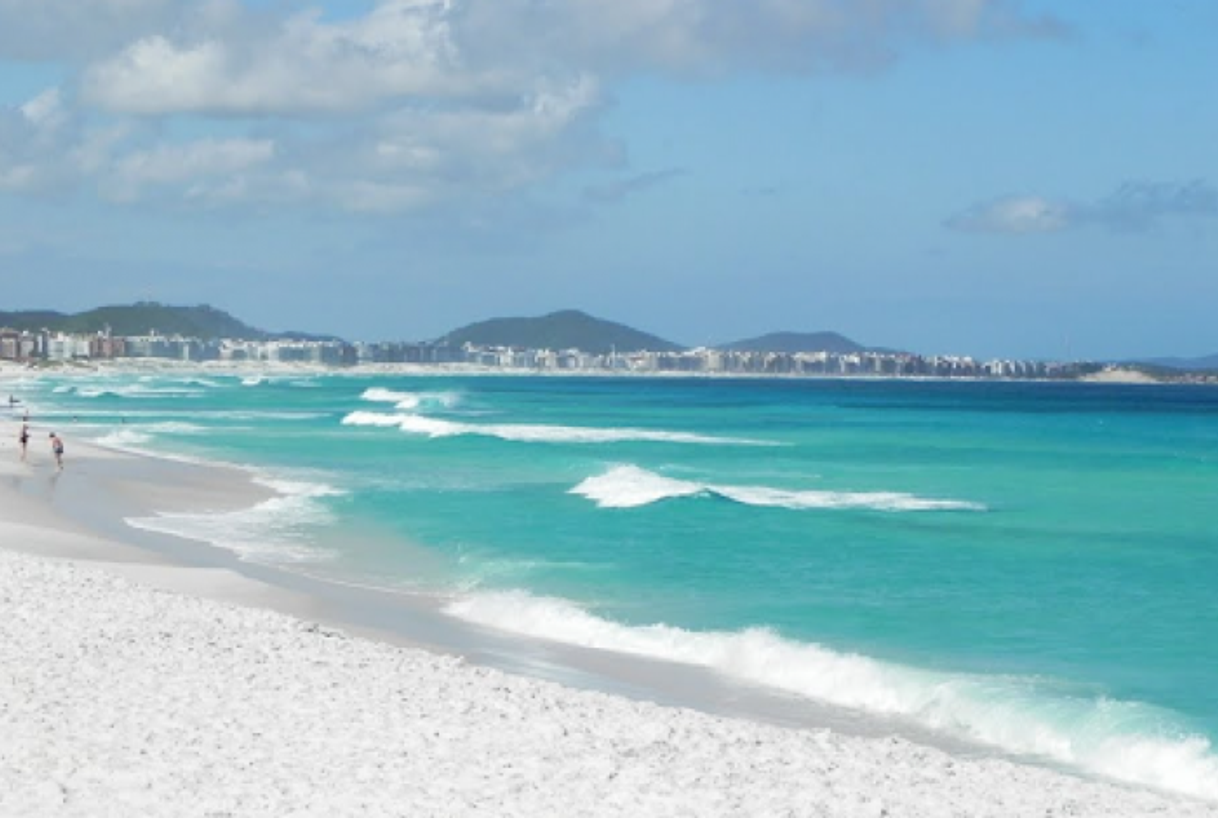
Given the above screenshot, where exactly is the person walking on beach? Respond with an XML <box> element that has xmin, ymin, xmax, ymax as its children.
<box><xmin>18</xmin><ymin>423</ymin><xmax>29</xmax><ymax>461</ymax></box>
<box><xmin>49</xmin><ymin>432</ymin><xmax>64</xmax><ymax>470</ymax></box>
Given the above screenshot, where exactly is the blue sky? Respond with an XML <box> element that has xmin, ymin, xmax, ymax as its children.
<box><xmin>1</xmin><ymin>0</ymin><xmax>1214</xmax><ymax>359</ymax></box>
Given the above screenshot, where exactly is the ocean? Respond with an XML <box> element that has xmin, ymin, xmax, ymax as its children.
<box><xmin>14</xmin><ymin>369</ymin><xmax>1218</xmax><ymax>799</ymax></box>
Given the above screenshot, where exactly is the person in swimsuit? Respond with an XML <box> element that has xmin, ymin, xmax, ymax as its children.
<box><xmin>18</xmin><ymin>423</ymin><xmax>29</xmax><ymax>461</ymax></box>
<box><xmin>49</xmin><ymin>432</ymin><xmax>64</xmax><ymax>469</ymax></box>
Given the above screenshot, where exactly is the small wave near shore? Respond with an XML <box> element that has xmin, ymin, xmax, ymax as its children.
<box><xmin>125</xmin><ymin>476</ymin><xmax>344</xmax><ymax>564</ymax></box>
<box><xmin>445</xmin><ymin>590</ymin><xmax>1218</xmax><ymax>802</ymax></box>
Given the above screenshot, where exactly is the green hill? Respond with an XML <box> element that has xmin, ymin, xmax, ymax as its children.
<box><xmin>1138</xmin><ymin>353</ymin><xmax>1218</xmax><ymax>372</ymax></box>
<box><xmin>441</xmin><ymin>310</ymin><xmax>683</xmax><ymax>355</ymax></box>
<box><xmin>0</xmin><ymin>303</ymin><xmax>324</xmax><ymax>341</ymax></box>
<box><xmin>718</xmin><ymin>331</ymin><xmax>868</xmax><ymax>354</ymax></box>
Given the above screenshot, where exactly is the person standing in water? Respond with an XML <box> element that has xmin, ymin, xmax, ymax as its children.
<box><xmin>49</xmin><ymin>432</ymin><xmax>64</xmax><ymax>469</ymax></box>
<box><xmin>18</xmin><ymin>423</ymin><xmax>29</xmax><ymax>461</ymax></box>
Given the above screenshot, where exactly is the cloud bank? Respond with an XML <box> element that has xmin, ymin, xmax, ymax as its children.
<box><xmin>0</xmin><ymin>0</ymin><xmax>1064</xmax><ymax>214</ymax></box>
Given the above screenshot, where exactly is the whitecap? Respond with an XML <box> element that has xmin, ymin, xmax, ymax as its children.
<box><xmin>361</xmin><ymin>387</ymin><xmax>415</xmax><ymax>404</ymax></box>
<box><xmin>570</xmin><ymin>465</ymin><xmax>984</xmax><ymax>511</ymax></box>
<box><xmin>445</xmin><ymin>590</ymin><xmax>1218</xmax><ymax>801</ymax></box>
<box><xmin>94</xmin><ymin>429</ymin><xmax>154</xmax><ymax>451</ymax></box>
<box><xmin>76</xmin><ymin>384</ymin><xmax>206</xmax><ymax>399</ymax></box>
<box><xmin>340</xmin><ymin>412</ymin><xmax>775</xmax><ymax>446</ymax></box>
<box><xmin>359</xmin><ymin>388</ymin><xmax>462</xmax><ymax>411</ymax></box>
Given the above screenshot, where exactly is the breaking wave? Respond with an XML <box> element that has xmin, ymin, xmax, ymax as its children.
<box><xmin>93</xmin><ymin>429</ymin><xmax>154</xmax><ymax>451</ymax></box>
<box><xmin>570</xmin><ymin>465</ymin><xmax>985</xmax><ymax>511</ymax></box>
<box><xmin>360</xmin><ymin>387</ymin><xmax>462</xmax><ymax>411</ymax></box>
<box><xmin>340</xmin><ymin>411</ymin><xmax>776</xmax><ymax>446</ymax></box>
<box><xmin>83</xmin><ymin>385</ymin><xmax>207</xmax><ymax>399</ymax></box>
<box><xmin>92</xmin><ymin>422</ymin><xmax>209</xmax><ymax>452</ymax></box>
<box><xmin>445</xmin><ymin>590</ymin><xmax>1218</xmax><ymax>801</ymax></box>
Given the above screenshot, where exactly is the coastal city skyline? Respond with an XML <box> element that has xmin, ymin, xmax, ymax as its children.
<box><xmin>4</xmin><ymin>301</ymin><xmax>1218</xmax><ymax>376</ymax></box>
<box><xmin>6</xmin><ymin>313</ymin><xmax>1215</xmax><ymax>384</ymax></box>
<box><xmin>2</xmin><ymin>1</ymin><xmax>1216</xmax><ymax>361</ymax></box>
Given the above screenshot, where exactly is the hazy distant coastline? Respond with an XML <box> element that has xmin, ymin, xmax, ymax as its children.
<box><xmin>3</xmin><ymin>304</ymin><xmax>1215</xmax><ymax>384</ymax></box>
<box><xmin>4</xmin><ymin>357</ymin><xmax>1213</xmax><ymax>389</ymax></box>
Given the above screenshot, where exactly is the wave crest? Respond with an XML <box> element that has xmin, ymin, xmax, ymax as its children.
<box><xmin>73</xmin><ymin>385</ymin><xmax>206</xmax><ymax>399</ymax></box>
<box><xmin>360</xmin><ymin>388</ymin><xmax>462</xmax><ymax>411</ymax></box>
<box><xmin>445</xmin><ymin>590</ymin><xmax>1218</xmax><ymax>801</ymax></box>
<box><xmin>570</xmin><ymin>465</ymin><xmax>985</xmax><ymax>511</ymax></box>
<box><xmin>94</xmin><ymin>429</ymin><xmax>154</xmax><ymax>451</ymax></box>
<box><xmin>340</xmin><ymin>412</ymin><xmax>775</xmax><ymax>446</ymax></box>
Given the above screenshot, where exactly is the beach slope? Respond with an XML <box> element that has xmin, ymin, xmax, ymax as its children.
<box><xmin>1</xmin><ymin>441</ymin><xmax>1215</xmax><ymax>816</ymax></box>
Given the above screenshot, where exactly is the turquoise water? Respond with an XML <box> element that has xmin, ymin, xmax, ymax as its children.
<box><xmin>16</xmin><ymin>371</ymin><xmax>1218</xmax><ymax>798</ymax></box>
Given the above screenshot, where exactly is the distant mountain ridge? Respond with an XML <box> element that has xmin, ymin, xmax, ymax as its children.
<box><xmin>717</xmin><ymin>331</ymin><xmax>871</xmax><ymax>355</ymax></box>
<box><xmin>0</xmin><ymin>303</ymin><xmax>333</xmax><ymax>342</ymax></box>
<box><xmin>440</xmin><ymin>310</ymin><xmax>683</xmax><ymax>355</ymax></box>
<box><xmin>1136</xmin><ymin>354</ymin><xmax>1218</xmax><ymax>372</ymax></box>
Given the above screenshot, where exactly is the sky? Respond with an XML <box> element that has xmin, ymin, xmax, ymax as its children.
<box><xmin>0</xmin><ymin>0</ymin><xmax>1215</xmax><ymax>360</ymax></box>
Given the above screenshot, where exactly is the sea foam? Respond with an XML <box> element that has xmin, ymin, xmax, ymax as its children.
<box><xmin>91</xmin><ymin>422</ymin><xmax>216</xmax><ymax>453</ymax></box>
<box><xmin>74</xmin><ymin>384</ymin><xmax>207</xmax><ymax>399</ymax></box>
<box><xmin>444</xmin><ymin>590</ymin><xmax>1218</xmax><ymax>801</ymax></box>
<box><xmin>94</xmin><ymin>429</ymin><xmax>155</xmax><ymax>451</ymax></box>
<box><xmin>570</xmin><ymin>465</ymin><xmax>985</xmax><ymax>511</ymax></box>
<box><xmin>126</xmin><ymin>476</ymin><xmax>344</xmax><ymax>564</ymax></box>
<box><xmin>341</xmin><ymin>411</ymin><xmax>775</xmax><ymax>446</ymax></box>
<box><xmin>360</xmin><ymin>387</ymin><xmax>462</xmax><ymax>411</ymax></box>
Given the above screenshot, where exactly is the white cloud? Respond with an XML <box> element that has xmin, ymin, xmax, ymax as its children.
<box><xmin>82</xmin><ymin>2</ymin><xmax>487</xmax><ymax>116</ymax></box>
<box><xmin>2</xmin><ymin>0</ymin><xmax>1064</xmax><ymax>214</ymax></box>
<box><xmin>280</xmin><ymin>74</ymin><xmax>611</xmax><ymax>213</ymax></box>
<box><xmin>947</xmin><ymin>181</ymin><xmax>1218</xmax><ymax>235</ymax></box>
<box><xmin>336</xmin><ymin>180</ymin><xmax>433</xmax><ymax>214</ymax></box>
<box><xmin>1</xmin><ymin>88</ymin><xmax>281</xmax><ymax>203</ymax></box>
<box><xmin>107</xmin><ymin>138</ymin><xmax>275</xmax><ymax>201</ymax></box>
<box><xmin>0</xmin><ymin>164</ymin><xmax>37</xmax><ymax>193</ymax></box>
<box><xmin>70</xmin><ymin>125</ymin><xmax>133</xmax><ymax>176</ymax></box>
<box><xmin>372</xmin><ymin>75</ymin><xmax>603</xmax><ymax>175</ymax></box>
<box><xmin>0</xmin><ymin>0</ymin><xmax>177</xmax><ymax>61</ymax></box>
<box><xmin>946</xmin><ymin>195</ymin><xmax>1072</xmax><ymax>234</ymax></box>
<box><xmin>76</xmin><ymin>0</ymin><xmax>1061</xmax><ymax>116</ymax></box>
<box><xmin>20</xmin><ymin>89</ymin><xmax>66</xmax><ymax>129</ymax></box>
<box><xmin>0</xmin><ymin>86</ymin><xmax>79</xmax><ymax>193</ymax></box>
<box><xmin>84</xmin><ymin>37</ymin><xmax>230</xmax><ymax>115</ymax></box>
<box><xmin>1</xmin><ymin>74</ymin><xmax>605</xmax><ymax>211</ymax></box>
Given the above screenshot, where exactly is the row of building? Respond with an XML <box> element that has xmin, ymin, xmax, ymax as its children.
<box><xmin>449</xmin><ymin>345</ymin><xmax>1077</xmax><ymax>379</ymax></box>
<box><xmin>0</xmin><ymin>327</ymin><xmax>1093</xmax><ymax>379</ymax></box>
<box><xmin>0</xmin><ymin>329</ymin><xmax>359</xmax><ymax>365</ymax></box>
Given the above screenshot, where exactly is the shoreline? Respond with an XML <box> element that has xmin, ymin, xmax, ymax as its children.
<box><xmin>4</xmin><ymin>356</ymin><xmax>1214</xmax><ymax>387</ymax></box>
<box><xmin>2</xmin><ymin>422</ymin><xmax>1217</xmax><ymax>812</ymax></box>
<box><xmin>6</xmin><ymin>433</ymin><xmax>994</xmax><ymax>746</ymax></box>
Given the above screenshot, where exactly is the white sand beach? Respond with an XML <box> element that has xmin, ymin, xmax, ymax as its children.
<box><xmin>2</xmin><ymin>433</ymin><xmax>1216</xmax><ymax>816</ymax></box>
